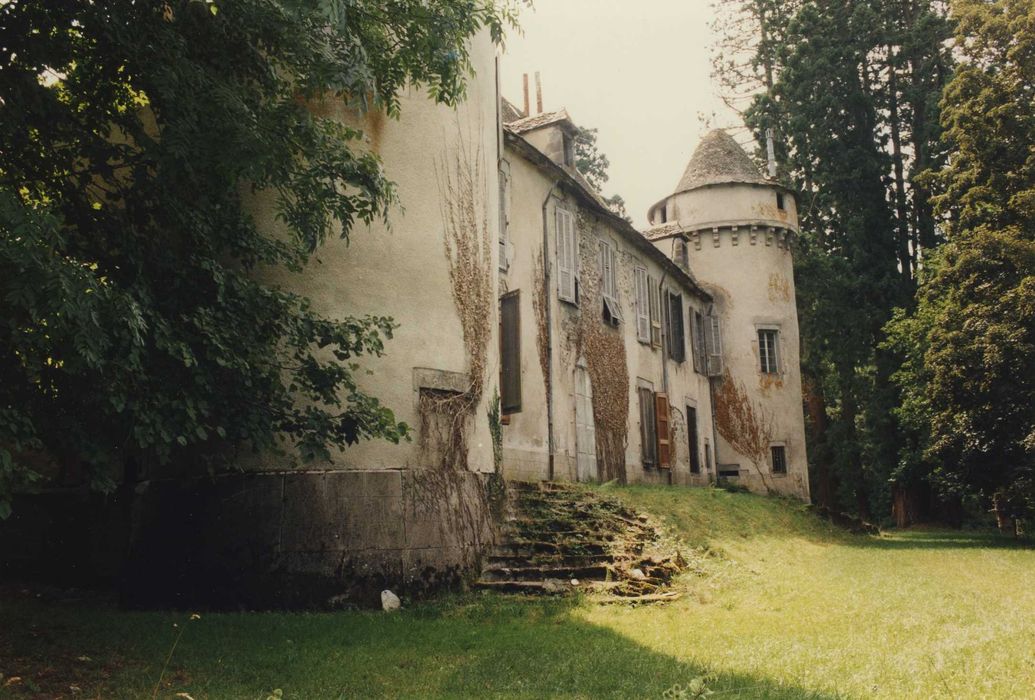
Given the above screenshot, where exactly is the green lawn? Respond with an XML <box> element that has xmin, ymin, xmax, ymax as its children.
<box><xmin>3</xmin><ymin>486</ymin><xmax>1034</xmax><ymax>699</ymax></box>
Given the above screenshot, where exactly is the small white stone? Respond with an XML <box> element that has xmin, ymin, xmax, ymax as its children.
<box><xmin>630</xmin><ymin>568</ymin><xmax>646</xmax><ymax>580</ymax></box>
<box><xmin>570</xmin><ymin>578</ymin><xmax>580</xmax><ymax>586</ymax></box>
<box><xmin>381</xmin><ymin>589</ymin><xmax>401</xmax><ymax>611</ymax></box>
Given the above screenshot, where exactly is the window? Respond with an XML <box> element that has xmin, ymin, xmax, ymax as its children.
<box><xmin>688</xmin><ymin>406</ymin><xmax>701</xmax><ymax>474</ymax></box>
<box><xmin>776</xmin><ymin>192</ymin><xmax>786</xmax><ymax>211</ymax></box>
<box><xmin>691</xmin><ymin>310</ymin><xmax>706</xmax><ymax>374</ymax></box>
<box><xmin>599</xmin><ymin>239</ymin><xmax>621</xmax><ymax>325</ymax></box>
<box><xmin>704</xmin><ymin>438</ymin><xmax>712</xmax><ymax>473</ymax></box>
<box><xmin>556</xmin><ymin>209</ymin><xmax>578</xmax><ymax>303</ymax></box>
<box><xmin>758</xmin><ymin>328</ymin><xmax>780</xmax><ymax>374</ymax></box>
<box><xmin>648</xmin><ymin>277</ymin><xmax>662</xmax><ymax>347</ymax></box>
<box><xmin>638</xmin><ymin>386</ymin><xmax>656</xmax><ymax>468</ymax></box>
<box><xmin>658</xmin><ymin>206</ymin><xmax>667</xmax><ymax>224</ymax></box>
<box><xmin>634</xmin><ymin>267</ymin><xmax>650</xmax><ymax>343</ymax></box>
<box><xmin>706</xmin><ymin>314</ymin><xmax>723</xmax><ymax>376</ymax></box>
<box><xmin>771</xmin><ymin>445</ymin><xmax>787</xmax><ymax>474</ymax></box>
<box><xmin>500</xmin><ymin>291</ymin><xmax>521</xmax><ymax>414</ymax></box>
<box><xmin>666</xmin><ymin>292</ymin><xmax>685</xmax><ymax>362</ymax></box>
<box><xmin>638</xmin><ymin>387</ymin><xmax>671</xmax><ymax>469</ymax></box>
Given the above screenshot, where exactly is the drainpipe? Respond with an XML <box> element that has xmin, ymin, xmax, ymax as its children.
<box><xmin>542</xmin><ymin>181</ymin><xmax>561</xmax><ymax>481</ymax></box>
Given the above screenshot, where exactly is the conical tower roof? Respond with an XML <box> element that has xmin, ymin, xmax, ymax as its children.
<box><xmin>675</xmin><ymin>129</ymin><xmax>768</xmax><ymax>193</ymax></box>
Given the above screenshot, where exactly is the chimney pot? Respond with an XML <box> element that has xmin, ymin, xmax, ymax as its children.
<box><xmin>535</xmin><ymin>71</ymin><xmax>543</xmax><ymax>114</ymax></box>
<box><xmin>522</xmin><ymin>74</ymin><xmax>529</xmax><ymax>116</ymax></box>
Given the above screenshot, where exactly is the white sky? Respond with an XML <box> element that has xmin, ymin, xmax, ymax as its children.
<box><xmin>500</xmin><ymin>0</ymin><xmax>741</xmax><ymax>228</ymax></box>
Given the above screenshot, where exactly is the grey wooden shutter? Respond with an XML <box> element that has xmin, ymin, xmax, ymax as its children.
<box><xmin>634</xmin><ymin>268</ymin><xmax>649</xmax><ymax>342</ymax></box>
<box><xmin>557</xmin><ymin>210</ymin><xmax>576</xmax><ymax>302</ymax></box>
<box><xmin>500</xmin><ymin>292</ymin><xmax>521</xmax><ymax>413</ymax></box>
<box><xmin>706</xmin><ymin>314</ymin><xmax>723</xmax><ymax>376</ymax></box>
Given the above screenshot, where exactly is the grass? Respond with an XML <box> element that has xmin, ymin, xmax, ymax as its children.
<box><xmin>3</xmin><ymin>485</ymin><xmax>1035</xmax><ymax>699</ymax></box>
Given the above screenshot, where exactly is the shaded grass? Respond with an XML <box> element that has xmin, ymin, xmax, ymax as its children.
<box><xmin>3</xmin><ymin>484</ymin><xmax>1035</xmax><ymax>699</ymax></box>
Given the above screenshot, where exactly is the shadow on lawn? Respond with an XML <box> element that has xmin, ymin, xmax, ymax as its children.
<box><xmin>426</xmin><ymin>597</ymin><xmax>840</xmax><ymax>700</ymax></box>
<box><xmin>1</xmin><ymin>591</ymin><xmax>840</xmax><ymax>699</ymax></box>
<box><xmin>842</xmin><ymin>529</ymin><xmax>1034</xmax><ymax>550</ymax></box>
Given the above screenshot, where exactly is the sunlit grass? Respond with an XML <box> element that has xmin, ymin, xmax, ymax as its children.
<box><xmin>2</xmin><ymin>485</ymin><xmax>1034</xmax><ymax>699</ymax></box>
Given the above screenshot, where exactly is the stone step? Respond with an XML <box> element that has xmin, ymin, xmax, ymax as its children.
<box><xmin>484</xmin><ymin>553</ymin><xmax>614</xmax><ymax>569</ymax></box>
<box><xmin>488</xmin><ymin>541</ymin><xmax>611</xmax><ymax>558</ymax></box>
<box><xmin>470</xmin><ymin>579</ymin><xmax>577</xmax><ymax>595</ymax></box>
<box><xmin>479</xmin><ymin>563</ymin><xmax>612</xmax><ymax>582</ymax></box>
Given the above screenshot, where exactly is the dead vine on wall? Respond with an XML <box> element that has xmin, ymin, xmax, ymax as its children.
<box><xmin>564</xmin><ymin>212</ymin><xmax>630</xmax><ymax>484</ymax></box>
<box><xmin>403</xmin><ymin>128</ymin><xmax>498</xmax><ymax>557</ymax></box>
<box><xmin>421</xmin><ymin>132</ymin><xmax>493</xmax><ymax>472</ymax></box>
<box><xmin>713</xmin><ymin>369</ymin><xmax>775</xmax><ymax>493</ymax></box>
<box><xmin>532</xmin><ymin>246</ymin><xmax>550</xmax><ymax>398</ymax></box>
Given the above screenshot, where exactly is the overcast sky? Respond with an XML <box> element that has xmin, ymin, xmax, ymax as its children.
<box><xmin>500</xmin><ymin>0</ymin><xmax>742</xmax><ymax>228</ymax></box>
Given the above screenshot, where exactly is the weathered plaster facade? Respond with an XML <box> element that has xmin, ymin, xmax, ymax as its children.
<box><xmin>1</xmin><ymin>45</ymin><xmax>812</xmax><ymax>607</ymax></box>
<box><xmin>645</xmin><ymin>131</ymin><xmax>810</xmax><ymax>499</ymax></box>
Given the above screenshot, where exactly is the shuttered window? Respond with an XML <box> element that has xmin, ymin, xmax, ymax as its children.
<box><xmin>758</xmin><ymin>328</ymin><xmax>780</xmax><ymax>374</ymax></box>
<box><xmin>500</xmin><ymin>292</ymin><xmax>521</xmax><ymax>414</ymax></box>
<box><xmin>556</xmin><ymin>209</ymin><xmax>577</xmax><ymax>303</ymax></box>
<box><xmin>655</xmin><ymin>392</ymin><xmax>671</xmax><ymax>469</ymax></box>
<box><xmin>706</xmin><ymin>314</ymin><xmax>723</xmax><ymax>376</ymax></box>
<box><xmin>634</xmin><ymin>267</ymin><xmax>650</xmax><ymax>343</ymax></box>
<box><xmin>648</xmin><ymin>276</ymin><xmax>662</xmax><ymax>347</ymax></box>
<box><xmin>599</xmin><ymin>239</ymin><xmax>621</xmax><ymax>325</ymax></box>
<box><xmin>691</xmin><ymin>310</ymin><xmax>706</xmax><ymax>374</ymax></box>
<box><xmin>638</xmin><ymin>386</ymin><xmax>657</xmax><ymax>468</ymax></box>
<box><xmin>666</xmin><ymin>292</ymin><xmax>685</xmax><ymax>362</ymax></box>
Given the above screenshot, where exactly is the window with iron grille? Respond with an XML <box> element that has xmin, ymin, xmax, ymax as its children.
<box><xmin>771</xmin><ymin>445</ymin><xmax>787</xmax><ymax>474</ymax></box>
<box><xmin>758</xmin><ymin>328</ymin><xmax>780</xmax><ymax>374</ymax></box>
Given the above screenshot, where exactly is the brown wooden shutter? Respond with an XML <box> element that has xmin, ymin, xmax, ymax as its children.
<box><xmin>655</xmin><ymin>392</ymin><xmax>671</xmax><ymax>468</ymax></box>
<box><xmin>500</xmin><ymin>292</ymin><xmax>521</xmax><ymax>414</ymax></box>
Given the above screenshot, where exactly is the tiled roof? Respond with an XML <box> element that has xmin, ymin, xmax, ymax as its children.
<box><xmin>675</xmin><ymin>129</ymin><xmax>769</xmax><ymax>193</ymax></box>
<box><xmin>506</xmin><ymin>108</ymin><xmax>574</xmax><ymax>134</ymax></box>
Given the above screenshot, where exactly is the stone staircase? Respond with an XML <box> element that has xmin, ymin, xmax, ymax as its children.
<box><xmin>473</xmin><ymin>481</ymin><xmax>684</xmax><ymax>601</ymax></box>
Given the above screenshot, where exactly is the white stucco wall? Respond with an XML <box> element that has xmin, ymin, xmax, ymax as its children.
<box><xmin>248</xmin><ymin>34</ymin><xmax>500</xmax><ymax>475</ymax></box>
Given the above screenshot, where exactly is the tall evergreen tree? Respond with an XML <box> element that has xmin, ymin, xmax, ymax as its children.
<box><xmin>886</xmin><ymin>0</ymin><xmax>1035</xmax><ymax>524</ymax></box>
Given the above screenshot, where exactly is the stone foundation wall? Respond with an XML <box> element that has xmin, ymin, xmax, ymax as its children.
<box><xmin>0</xmin><ymin>468</ymin><xmax>498</xmax><ymax>609</ymax></box>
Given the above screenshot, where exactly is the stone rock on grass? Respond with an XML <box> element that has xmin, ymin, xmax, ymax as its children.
<box><xmin>381</xmin><ymin>590</ymin><xmax>401</xmax><ymax>611</ymax></box>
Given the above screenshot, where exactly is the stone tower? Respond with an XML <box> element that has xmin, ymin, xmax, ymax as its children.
<box><xmin>645</xmin><ymin>130</ymin><xmax>810</xmax><ymax>500</ymax></box>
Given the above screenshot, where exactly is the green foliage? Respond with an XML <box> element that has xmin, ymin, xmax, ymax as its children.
<box><xmin>0</xmin><ymin>0</ymin><xmax>520</xmax><ymax>515</ymax></box>
<box><xmin>886</xmin><ymin>0</ymin><xmax>1035</xmax><ymax>517</ymax></box>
